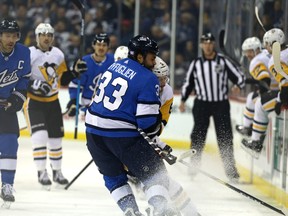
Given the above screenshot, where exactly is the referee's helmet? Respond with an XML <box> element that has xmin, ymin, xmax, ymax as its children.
<box><xmin>200</xmin><ymin>32</ymin><xmax>215</xmax><ymax>43</ymax></box>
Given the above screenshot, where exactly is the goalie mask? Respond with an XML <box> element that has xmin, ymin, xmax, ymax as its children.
<box><xmin>263</xmin><ymin>28</ymin><xmax>285</xmax><ymax>47</ymax></box>
<box><xmin>114</xmin><ymin>46</ymin><xmax>128</xmax><ymax>61</ymax></box>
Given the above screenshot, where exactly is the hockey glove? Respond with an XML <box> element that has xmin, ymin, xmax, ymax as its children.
<box><xmin>66</xmin><ymin>98</ymin><xmax>77</xmax><ymax>117</ymax></box>
<box><xmin>72</xmin><ymin>59</ymin><xmax>87</xmax><ymax>78</ymax></box>
<box><xmin>29</xmin><ymin>80</ymin><xmax>52</xmax><ymax>96</ymax></box>
<box><xmin>280</xmin><ymin>86</ymin><xmax>288</xmax><ymax>105</ymax></box>
<box><xmin>275</xmin><ymin>101</ymin><xmax>282</xmax><ymax>115</ymax></box>
<box><xmin>6</xmin><ymin>91</ymin><xmax>26</xmax><ymax>113</ymax></box>
<box><xmin>153</xmin><ymin>136</ymin><xmax>173</xmax><ymax>154</ymax></box>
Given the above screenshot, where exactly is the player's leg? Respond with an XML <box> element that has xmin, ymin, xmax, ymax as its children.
<box><xmin>0</xmin><ymin>134</ymin><xmax>18</xmax><ymax>203</ymax></box>
<box><xmin>236</xmin><ymin>91</ymin><xmax>258</xmax><ymax>136</ymax></box>
<box><xmin>213</xmin><ymin>100</ymin><xmax>239</xmax><ymax>181</ymax></box>
<box><xmin>26</xmin><ymin>99</ymin><xmax>52</xmax><ymax>187</ymax></box>
<box><xmin>168</xmin><ymin>177</ymin><xmax>198</xmax><ymax>216</ymax></box>
<box><xmin>121</xmin><ymin>137</ymin><xmax>180</xmax><ymax>215</ymax></box>
<box><xmin>86</xmin><ymin>132</ymin><xmax>144</xmax><ymax>215</ymax></box>
<box><xmin>242</xmin><ymin>90</ymin><xmax>278</xmax><ymax>155</ymax></box>
<box><xmin>46</xmin><ymin>100</ymin><xmax>68</xmax><ymax>185</ymax></box>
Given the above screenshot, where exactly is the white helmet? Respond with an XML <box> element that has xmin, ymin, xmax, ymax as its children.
<box><xmin>241</xmin><ymin>37</ymin><xmax>262</xmax><ymax>52</ymax></box>
<box><xmin>153</xmin><ymin>56</ymin><xmax>169</xmax><ymax>77</ymax></box>
<box><xmin>114</xmin><ymin>46</ymin><xmax>128</xmax><ymax>61</ymax></box>
<box><xmin>263</xmin><ymin>28</ymin><xmax>285</xmax><ymax>47</ymax></box>
<box><xmin>35</xmin><ymin>23</ymin><xmax>54</xmax><ymax>35</ymax></box>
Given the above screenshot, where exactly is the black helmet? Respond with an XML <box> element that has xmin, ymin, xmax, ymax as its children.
<box><xmin>200</xmin><ymin>32</ymin><xmax>215</xmax><ymax>42</ymax></box>
<box><xmin>128</xmin><ymin>35</ymin><xmax>159</xmax><ymax>60</ymax></box>
<box><xmin>93</xmin><ymin>33</ymin><xmax>110</xmax><ymax>45</ymax></box>
<box><xmin>0</xmin><ymin>18</ymin><xmax>20</xmax><ymax>33</ymax></box>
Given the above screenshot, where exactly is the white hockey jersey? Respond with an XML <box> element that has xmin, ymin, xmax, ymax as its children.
<box><xmin>28</xmin><ymin>46</ymin><xmax>68</xmax><ymax>102</ymax></box>
<box><xmin>160</xmin><ymin>83</ymin><xmax>173</xmax><ymax>126</ymax></box>
<box><xmin>249</xmin><ymin>49</ymin><xmax>278</xmax><ymax>90</ymax></box>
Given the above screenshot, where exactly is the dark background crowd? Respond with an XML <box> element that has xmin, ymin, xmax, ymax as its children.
<box><xmin>0</xmin><ymin>0</ymin><xmax>284</xmax><ymax>91</ymax></box>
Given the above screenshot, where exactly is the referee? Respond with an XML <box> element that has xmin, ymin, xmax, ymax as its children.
<box><xmin>179</xmin><ymin>32</ymin><xmax>245</xmax><ymax>182</ymax></box>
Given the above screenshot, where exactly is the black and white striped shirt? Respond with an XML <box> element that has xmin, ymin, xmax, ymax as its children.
<box><xmin>181</xmin><ymin>53</ymin><xmax>245</xmax><ymax>102</ymax></box>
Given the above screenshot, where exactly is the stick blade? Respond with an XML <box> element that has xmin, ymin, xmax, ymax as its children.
<box><xmin>219</xmin><ymin>29</ymin><xmax>225</xmax><ymax>49</ymax></box>
<box><xmin>272</xmin><ymin>42</ymin><xmax>288</xmax><ymax>80</ymax></box>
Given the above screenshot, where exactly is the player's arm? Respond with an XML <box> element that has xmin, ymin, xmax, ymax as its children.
<box><xmin>61</xmin><ymin>59</ymin><xmax>87</xmax><ymax>86</ymax></box>
<box><xmin>6</xmin><ymin>65</ymin><xmax>31</xmax><ymax>113</ymax></box>
<box><xmin>136</xmin><ymin>76</ymin><xmax>162</xmax><ymax>139</ymax></box>
<box><xmin>249</xmin><ymin>61</ymin><xmax>271</xmax><ymax>93</ymax></box>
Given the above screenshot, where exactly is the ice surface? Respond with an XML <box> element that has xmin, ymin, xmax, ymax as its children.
<box><xmin>0</xmin><ymin>137</ymin><xmax>283</xmax><ymax>216</ymax></box>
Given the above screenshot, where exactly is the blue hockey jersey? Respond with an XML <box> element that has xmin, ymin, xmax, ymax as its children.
<box><xmin>0</xmin><ymin>43</ymin><xmax>31</xmax><ymax>99</ymax></box>
<box><xmin>85</xmin><ymin>58</ymin><xmax>161</xmax><ymax>137</ymax></box>
<box><xmin>68</xmin><ymin>53</ymin><xmax>114</xmax><ymax>106</ymax></box>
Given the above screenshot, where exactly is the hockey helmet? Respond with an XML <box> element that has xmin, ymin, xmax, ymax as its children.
<box><xmin>128</xmin><ymin>35</ymin><xmax>159</xmax><ymax>60</ymax></box>
<box><xmin>114</xmin><ymin>45</ymin><xmax>128</xmax><ymax>61</ymax></box>
<box><xmin>200</xmin><ymin>32</ymin><xmax>215</xmax><ymax>43</ymax></box>
<box><xmin>35</xmin><ymin>23</ymin><xmax>54</xmax><ymax>35</ymax></box>
<box><xmin>263</xmin><ymin>28</ymin><xmax>285</xmax><ymax>47</ymax></box>
<box><xmin>242</xmin><ymin>37</ymin><xmax>262</xmax><ymax>52</ymax></box>
<box><xmin>93</xmin><ymin>33</ymin><xmax>110</xmax><ymax>45</ymax></box>
<box><xmin>153</xmin><ymin>56</ymin><xmax>169</xmax><ymax>78</ymax></box>
<box><xmin>0</xmin><ymin>19</ymin><xmax>20</xmax><ymax>33</ymax></box>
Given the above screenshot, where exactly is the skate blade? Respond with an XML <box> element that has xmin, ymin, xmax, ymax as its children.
<box><xmin>241</xmin><ymin>145</ymin><xmax>260</xmax><ymax>159</ymax></box>
<box><xmin>1</xmin><ymin>201</ymin><xmax>12</xmax><ymax>209</ymax></box>
<box><xmin>41</xmin><ymin>185</ymin><xmax>51</xmax><ymax>191</ymax></box>
<box><xmin>54</xmin><ymin>182</ymin><xmax>68</xmax><ymax>189</ymax></box>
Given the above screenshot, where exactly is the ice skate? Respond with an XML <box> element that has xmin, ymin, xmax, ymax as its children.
<box><xmin>145</xmin><ymin>205</ymin><xmax>181</xmax><ymax>216</ymax></box>
<box><xmin>235</xmin><ymin>124</ymin><xmax>252</xmax><ymax>137</ymax></box>
<box><xmin>0</xmin><ymin>184</ymin><xmax>15</xmax><ymax>209</ymax></box>
<box><xmin>124</xmin><ymin>208</ymin><xmax>145</xmax><ymax>216</ymax></box>
<box><xmin>38</xmin><ymin>170</ymin><xmax>52</xmax><ymax>191</ymax></box>
<box><xmin>241</xmin><ymin>136</ymin><xmax>264</xmax><ymax>159</ymax></box>
<box><xmin>52</xmin><ymin>170</ymin><xmax>69</xmax><ymax>187</ymax></box>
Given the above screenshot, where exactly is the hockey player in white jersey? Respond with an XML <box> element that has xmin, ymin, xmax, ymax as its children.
<box><xmin>24</xmin><ymin>23</ymin><xmax>87</xmax><ymax>189</ymax></box>
<box><xmin>145</xmin><ymin>57</ymin><xmax>198</xmax><ymax>216</ymax></box>
<box><xmin>242</xmin><ymin>28</ymin><xmax>286</xmax><ymax>156</ymax></box>
<box><xmin>0</xmin><ymin>18</ymin><xmax>31</xmax><ymax>207</ymax></box>
<box><xmin>236</xmin><ymin>37</ymin><xmax>278</xmax><ymax>137</ymax></box>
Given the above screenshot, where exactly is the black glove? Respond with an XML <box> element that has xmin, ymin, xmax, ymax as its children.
<box><xmin>6</xmin><ymin>92</ymin><xmax>26</xmax><ymax>113</ymax></box>
<box><xmin>275</xmin><ymin>101</ymin><xmax>282</xmax><ymax>115</ymax></box>
<box><xmin>66</xmin><ymin>98</ymin><xmax>77</xmax><ymax>117</ymax></box>
<box><xmin>29</xmin><ymin>80</ymin><xmax>51</xmax><ymax>96</ymax></box>
<box><xmin>72</xmin><ymin>59</ymin><xmax>87</xmax><ymax>78</ymax></box>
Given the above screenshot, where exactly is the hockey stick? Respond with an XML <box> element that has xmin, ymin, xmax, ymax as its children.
<box><xmin>64</xmin><ymin>146</ymin><xmax>195</xmax><ymax>190</ymax></box>
<box><xmin>72</xmin><ymin>0</ymin><xmax>85</xmax><ymax>139</ymax></box>
<box><xmin>178</xmin><ymin>158</ymin><xmax>287</xmax><ymax>215</ymax></box>
<box><xmin>219</xmin><ymin>29</ymin><xmax>241</xmax><ymax>67</ymax></box>
<box><xmin>137</xmin><ymin>128</ymin><xmax>177</xmax><ymax>165</ymax></box>
<box><xmin>138</xmin><ymin>128</ymin><xmax>198</xmax><ymax>165</ymax></box>
<box><xmin>64</xmin><ymin>159</ymin><xmax>93</xmax><ymax>190</ymax></box>
<box><xmin>255</xmin><ymin>6</ymin><xmax>267</xmax><ymax>32</ymax></box>
<box><xmin>272</xmin><ymin>42</ymin><xmax>288</xmax><ymax>80</ymax></box>
<box><xmin>0</xmin><ymin>101</ymin><xmax>11</xmax><ymax>108</ymax></box>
